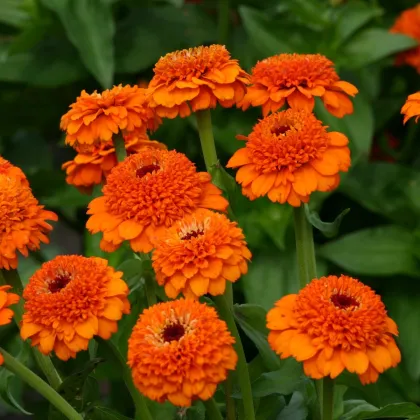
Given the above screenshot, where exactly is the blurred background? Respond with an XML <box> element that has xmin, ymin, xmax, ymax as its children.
<box><xmin>2</xmin><ymin>0</ymin><xmax>420</xmax><ymax>418</ymax></box>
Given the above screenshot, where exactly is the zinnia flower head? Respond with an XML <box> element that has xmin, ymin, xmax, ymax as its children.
<box><xmin>239</xmin><ymin>53</ymin><xmax>358</xmax><ymax>118</ymax></box>
<box><xmin>0</xmin><ymin>175</ymin><xmax>57</xmax><ymax>270</ymax></box>
<box><xmin>128</xmin><ymin>299</ymin><xmax>237</xmax><ymax>406</ymax></box>
<box><xmin>401</xmin><ymin>92</ymin><xmax>420</xmax><ymax>124</ymax></box>
<box><xmin>0</xmin><ymin>285</ymin><xmax>19</xmax><ymax>365</ymax></box>
<box><xmin>390</xmin><ymin>6</ymin><xmax>420</xmax><ymax>73</ymax></box>
<box><xmin>0</xmin><ymin>157</ymin><xmax>28</xmax><ymax>186</ymax></box>
<box><xmin>86</xmin><ymin>149</ymin><xmax>228</xmax><ymax>253</ymax></box>
<box><xmin>267</xmin><ymin>275</ymin><xmax>401</xmax><ymax>384</ymax></box>
<box><xmin>62</xmin><ymin>131</ymin><xmax>166</xmax><ymax>193</ymax></box>
<box><xmin>152</xmin><ymin>209</ymin><xmax>251</xmax><ymax>299</ymax></box>
<box><xmin>227</xmin><ymin>109</ymin><xmax>351</xmax><ymax>206</ymax></box>
<box><xmin>148</xmin><ymin>44</ymin><xmax>250</xmax><ymax>118</ymax></box>
<box><xmin>60</xmin><ymin>85</ymin><xmax>161</xmax><ymax>147</ymax></box>
<box><xmin>21</xmin><ymin>255</ymin><xmax>130</xmax><ymax>361</ymax></box>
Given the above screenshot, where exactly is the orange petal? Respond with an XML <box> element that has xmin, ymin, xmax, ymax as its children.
<box><xmin>236</xmin><ymin>164</ymin><xmax>259</xmax><ymax>186</ymax></box>
<box><xmin>221</xmin><ymin>264</ymin><xmax>241</xmax><ymax>281</ymax></box>
<box><xmin>189</xmin><ymin>275</ymin><xmax>210</xmax><ymax>297</ymax></box>
<box><xmin>208</xmin><ymin>277</ymin><xmax>226</xmax><ymax>295</ymax></box>
<box><xmin>303</xmin><ymin>355</ymin><xmax>324</xmax><ymax>379</ymax></box>
<box><xmin>287</xmin><ymin>90</ymin><xmax>315</xmax><ymax>112</ymax></box>
<box><xmin>21</xmin><ymin>322</ymin><xmax>43</xmax><ymax>340</ymax></box>
<box><xmin>75</xmin><ymin>317</ymin><xmax>99</xmax><ymax>339</ymax></box>
<box><xmin>118</xmin><ymin>220</ymin><xmax>144</xmax><ymax>240</ymax></box>
<box><xmin>227</xmin><ymin>148</ymin><xmax>251</xmax><ymax>167</ymax></box>
<box><xmin>289</xmin><ymin>333</ymin><xmax>318</xmax><ymax>361</ymax></box>
<box><xmin>251</xmin><ymin>172</ymin><xmax>277</xmax><ymax>197</ymax></box>
<box><xmin>97</xmin><ymin>318</ymin><xmax>118</xmax><ymax>340</ymax></box>
<box><xmin>340</xmin><ymin>349</ymin><xmax>369</xmax><ymax>374</ymax></box>
<box><xmin>292</xmin><ymin>166</ymin><xmax>318</xmax><ymax>196</ymax></box>
<box><xmin>266</xmin><ymin>306</ymin><xmax>294</xmax><ymax>331</ymax></box>
<box><xmin>332</xmin><ymin>81</ymin><xmax>358</xmax><ymax>96</ymax></box>
<box><xmin>366</xmin><ymin>345</ymin><xmax>393</xmax><ymax>373</ymax></box>
<box><xmin>328</xmin><ymin>131</ymin><xmax>349</xmax><ymax>147</ymax></box>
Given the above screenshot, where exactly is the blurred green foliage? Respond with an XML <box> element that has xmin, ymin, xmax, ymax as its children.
<box><xmin>2</xmin><ymin>0</ymin><xmax>420</xmax><ymax>419</ymax></box>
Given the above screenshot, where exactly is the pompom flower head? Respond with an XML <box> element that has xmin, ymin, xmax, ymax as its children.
<box><xmin>62</xmin><ymin>131</ymin><xmax>166</xmax><ymax>193</ymax></box>
<box><xmin>401</xmin><ymin>92</ymin><xmax>420</xmax><ymax>124</ymax></box>
<box><xmin>60</xmin><ymin>85</ymin><xmax>161</xmax><ymax>147</ymax></box>
<box><xmin>390</xmin><ymin>5</ymin><xmax>420</xmax><ymax>73</ymax></box>
<box><xmin>0</xmin><ymin>285</ymin><xmax>19</xmax><ymax>365</ymax></box>
<box><xmin>0</xmin><ymin>174</ymin><xmax>57</xmax><ymax>270</ymax></box>
<box><xmin>227</xmin><ymin>108</ymin><xmax>351</xmax><ymax>206</ymax></box>
<box><xmin>148</xmin><ymin>44</ymin><xmax>250</xmax><ymax>118</ymax></box>
<box><xmin>152</xmin><ymin>209</ymin><xmax>251</xmax><ymax>299</ymax></box>
<box><xmin>239</xmin><ymin>53</ymin><xmax>358</xmax><ymax>117</ymax></box>
<box><xmin>21</xmin><ymin>255</ymin><xmax>130</xmax><ymax>361</ymax></box>
<box><xmin>0</xmin><ymin>157</ymin><xmax>28</xmax><ymax>186</ymax></box>
<box><xmin>267</xmin><ymin>275</ymin><xmax>401</xmax><ymax>384</ymax></box>
<box><xmin>128</xmin><ymin>299</ymin><xmax>237</xmax><ymax>406</ymax></box>
<box><xmin>87</xmin><ymin>149</ymin><xmax>228</xmax><ymax>253</ymax></box>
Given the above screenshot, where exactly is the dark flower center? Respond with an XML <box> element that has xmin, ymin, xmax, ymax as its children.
<box><xmin>181</xmin><ymin>229</ymin><xmax>204</xmax><ymax>241</ymax></box>
<box><xmin>136</xmin><ymin>164</ymin><xmax>160</xmax><ymax>178</ymax></box>
<box><xmin>271</xmin><ymin>124</ymin><xmax>291</xmax><ymax>136</ymax></box>
<box><xmin>49</xmin><ymin>274</ymin><xmax>71</xmax><ymax>293</ymax></box>
<box><xmin>162</xmin><ymin>323</ymin><xmax>185</xmax><ymax>342</ymax></box>
<box><xmin>331</xmin><ymin>293</ymin><xmax>359</xmax><ymax>310</ymax></box>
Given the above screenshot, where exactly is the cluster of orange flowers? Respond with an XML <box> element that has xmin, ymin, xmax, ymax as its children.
<box><xmin>0</xmin><ymin>42</ymin><xmax>410</xmax><ymax>410</ymax></box>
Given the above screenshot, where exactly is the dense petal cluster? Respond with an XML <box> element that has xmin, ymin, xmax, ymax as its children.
<box><xmin>128</xmin><ymin>299</ymin><xmax>237</xmax><ymax>406</ymax></box>
<box><xmin>87</xmin><ymin>149</ymin><xmax>228</xmax><ymax>253</ymax></box>
<box><xmin>390</xmin><ymin>5</ymin><xmax>420</xmax><ymax>73</ymax></box>
<box><xmin>239</xmin><ymin>53</ymin><xmax>358</xmax><ymax>117</ymax></box>
<box><xmin>0</xmin><ymin>285</ymin><xmax>20</xmax><ymax>365</ymax></box>
<box><xmin>152</xmin><ymin>209</ymin><xmax>251</xmax><ymax>299</ymax></box>
<box><xmin>62</xmin><ymin>131</ymin><xmax>166</xmax><ymax>193</ymax></box>
<box><xmin>401</xmin><ymin>92</ymin><xmax>420</xmax><ymax>123</ymax></box>
<box><xmin>148</xmin><ymin>45</ymin><xmax>250</xmax><ymax>118</ymax></box>
<box><xmin>227</xmin><ymin>109</ymin><xmax>351</xmax><ymax>206</ymax></box>
<box><xmin>0</xmin><ymin>174</ymin><xmax>57</xmax><ymax>269</ymax></box>
<box><xmin>267</xmin><ymin>275</ymin><xmax>401</xmax><ymax>384</ymax></box>
<box><xmin>60</xmin><ymin>85</ymin><xmax>161</xmax><ymax>147</ymax></box>
<box><xmin>0</xmin><ymin>157</ymin><xmax>28</xmax><ymax>186</ymax></box>
<box><xmin>21</xmin><ymin>255</ymin><xmax>130</xmax><ymax>361</ymax></box>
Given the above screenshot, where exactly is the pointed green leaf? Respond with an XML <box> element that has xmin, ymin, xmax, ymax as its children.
<box><xmin>305</xmin><ymin>204</ymin><xmax>350</xmax><ymax>238</ymax></box>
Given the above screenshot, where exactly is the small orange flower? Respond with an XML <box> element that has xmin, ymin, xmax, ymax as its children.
<box><xmin>0</xmin><ymin>285</ymin><xmax>20</xmax><ymax>365</ymax></box>
<box><xmin>0</xmin><ymin>157</ymin><xmax>28</xmax><ymax>186</ymax></box>
<box><xmin>87</xmin><ymin>149</ymin><xmax>228</xmax><ymax>253</ymax></box>
<box><xmin>62</xmin><ymin>131</ymin><xmax>167</xmax><ymax>193</ymax></box>
<box><xmin>267</xmin><ymin>275</ymin><xmax>401</xmax><ymax>384</ymax></box>
<box><xmin>128</xmin><ymin>299</ymin><xmax>237</xmax><ymax>406</ymax></box>
<box><xmin>60</xmin><ymin>85</ymin><xmax>161</xmax><ymax>147</ymax></box>
<box><xmin>401</xmin><ymin>92</ymin><xmax>420</xmax><ymax>123</ymax></box>
<box><xmin>0</xmin><ymin>175</ymin><xmax>57</xmax><ymax>270</ymax></box>
<box><xmin>152</xmin><ymin>209</ymin><xmax>251</xmax><ymax>299</ymax></box>
<box><xmin>239</xmin><ymin>53</ymin><xmax>358</xmax><ymax>118</ymax></box>
<box><xmin>390</xmin><ymin>6</ymin><xmax>420</xmax><ymax>73</ymax></box>
<box><xmin>21</xmin><ymin>255</ymin><xmax>130</xmax><ymax>361</ymax></box>
<box><xmin>148</xmin><ymin>45</ymin><xmax>250</xmax><ymax>118</ymax></box>
<box><xmin>227</xmin><ymin>109</ymin><xmax>350</xmax><ymax>207</ymax></box>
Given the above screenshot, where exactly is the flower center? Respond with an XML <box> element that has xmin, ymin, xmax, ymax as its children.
<box><xmin>162</xmin><ymin>323</ymin><xmax>185</xmax><ymax>342</ymax></box>
<box><xmin>136</xmin><ymin>164</ymin><xmax>160</xmax><ymax>178</ymax></box>
<box><xmin>330</xmin><ymin>293</ymin><xmax>360</xmax><ymax>310</ymax></box>
<box><xmin>271</xmin><ymin>123</ymin><xmax>291</xmax><ymax>136</ymax></box>
<box><xmin>181</xmin><ymin>229</ymin><xmax>204</xmax><ymax>241</ymax></box>
<box><xmin>49</xmin><ymin>274</ymin><xmax>71</xmax><ymax>293</ymax></box>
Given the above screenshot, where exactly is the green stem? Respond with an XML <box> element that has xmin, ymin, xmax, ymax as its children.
<box><xmin>293</xmin><ymin>205</ymin><xmax>317</xmax><ymax>288</ymax></box>
<box><xmin>218</xmin><ymin>0</ymin><xmax>230</xmax><ymax>45</ymax></box>
<box><xmin>139</xmin><ymin>253</ymin><xmax>157</xmax><ymax>307</ymax></box>
<box><xmin>97</xmin><ymin>338</ymin><xmax>153</xmax><ymax>420</ymax></box>
<box><xmin>196</xmin><ymin>109</ymin><xmax>219</xmax><ymax>172</ymax></box>
<box><xmin>0</xmin><ymin>349</ymin><xmax>82</xmax><ymax>420</ymax></box>
<box><xmin>213</xmin><ymin>295</ymin><xmax>255</xmax><ymax>420</ymax></box>
<box><xmin>204</xmin><ymin>398</ymin><xmax>224</xmax><ymax>420</ymax></box>
<box><xmin>113</xmin><ymin>132</ymin><xmax>127</xmax><ymax>163</ymax></box>
<box><xmin>0</xmin><ymin>270</ymin><xmax>62</xmax><ymax>389</ymax></box>
<box><xmin>321</xmin><ymin>377</ymin><xmax>334</xmax><ymax>420</ymax></box>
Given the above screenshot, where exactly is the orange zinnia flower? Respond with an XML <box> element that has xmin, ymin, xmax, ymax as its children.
<box><xmin>390</xmin><ymin>6</ymin><xmax>420</xmax><ymax>73</ymax></box>
<box><xmin>62</xmin><ymin>131</ymin><xmax>166</xmax><ymax>193</ymax></box>
<box><xmin>87</xmin><ymin>149</ymin><xmax>228</xmax><ymax>253</ymax></box>
<box><xmin>128</xmin><ymin>299</ymin><xmax>237</xmax><ymax>406</ymax></box>
<box><xmin>227</xmin><ymin>109</ymin><xmax>351</xmax><ymax>207</ymax></box>
<box><xmin>401</xmin><ymin>92</ymin><xmax>420</xmax><ymax>123</ymax></box>
<box><xmin>267</xmin><ymin>275</ymin><xmax>401</xmax><ymax>384</ymax></box>
<box><xmin>152</xmin><ymin>209</ymin><xmax>251</xmax><ymax>299</ymax></box>
<box><xmin>21</xmin><ymin>255</ymin><xmax>130</xmax><ymax>361</ymax></box>
<box><xmin>0</xmin><ymin>157</ymin><xmax>28</xmax><ymax>186</ymax></box>
<box><xmin>60</xmin><ymin>85</ymin><xmax>161</xmax><ymax>147</ymax></box>
<box><xmin>0</xmin><ymin>285</ymin><xmax>19</xmax><ymax>365</ymax></box>
<box><xmin>148</xmin><ymin>45</ymin><xmax>250</xmax><ymax>118</ymax></box>
<box><xmin>0</xmin><ymin>175</ymin><xmax>57</xmax><ymax>270</ymax></box>
<box><xmin>239</xmin><ymin>53</ymin><xmax>358</xmax><ymax>118</ymax></box>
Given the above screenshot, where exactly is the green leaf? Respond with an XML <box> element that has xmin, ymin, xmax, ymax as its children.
<box><xmin>341</xmin><ymin>400</ymin><xmax>378</xmax><ymax>419</ymax></box>
<box><xmin>255</xmin><ymin>395</ymin><xmax>286</xmax><ymax>420</ymax></box>
<box><xmin>234</xmin><ymin>304</ymin><xmax>281</xmax><ymax>371</ymax></box>
<box><xmin>319</xmin><ymin>226</ymin><xmax>419</xmax><ymax>276</ymax></box>
<box><xmin>305</xmin><ymin>205</ymin><xmax>350</xmax><ymax>238</ymax></box>
<box><xmin>341</xmin><ymin>402</ymin><xmax>420</xmax><ymax>419</ymax></box>
<box><xmin>86</xmin><ymin>405</ymin><xmax>132</xmax><ymax>420</ymax></box>
<box><xmin>340</xmin><ymin>29</ymin><xmax>418</xmax><ymax>69</ymax></box>
<box><xmin>41</xmin><ymin>0</ymin><xmax>115</xmax><ymax>88</ymax></box>
<box><xmin>333</xmin><ymin>385</ymin><xmax>348</xmax><ymax>420</ymax></box>
<box><xmin>0</xmin><ymin>0</ymin><xmax>30</xmax><ymax>28</ymax></box>
<box><xmin>277</xmin><ymin>392</ymin><xmax>308</xmax><ymax>420</ymax></box>
<box><xmin>117</xmin><ymin>258</ymin><xmax>145</xmax><ymax>291</ymax></box>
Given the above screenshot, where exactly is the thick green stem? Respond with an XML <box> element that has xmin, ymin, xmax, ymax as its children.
<box><xmin>113</xmin><ymin>132</ymin><xmax>127</xmax><ymax>163</ymax></box>
<box><xmin>0</xmin><ymin>349</ymin><xmax>82</xmax><ymax>420</ymax></box>
<box><xmin>321</xmin><ymin>377</ymin><xmax>334</xmax><ymax>420</ymax></box>
<box><xmin>293</xmin><ymin>205</ymin><xmax>317</xmax><ymax>288</ymax></box>
<box><xmin>204</xmin><ymin>398</ymin><xmax>224</xmax><ymax>420</ymax></box>
<box><xmin>213</xmin><ymin>295</ymin><xmax>255</xmax><ymax>420</ymax></box>
<box><xmin>97</xmin><ymin>338</ymin><xmax>152</xmax><ymax>420</ymax></box>
<box><xmin>196</xmin><ymin>109</ymin><xmax>219</xmax><ymax>172</ymax></box>
<box><xmin>0</xmin><ymin>270</ymin><xmax>62</xmax><ymax>389</ymax></box>
<box><xmin>218</xmin><ymin>0</ymin><xmax>230</xmax><ymax>45</ymax></box>
<box><xmin>139</xmin><ymin>253</ymin><xmax>157</xmax><ymax>307</ymax></box>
